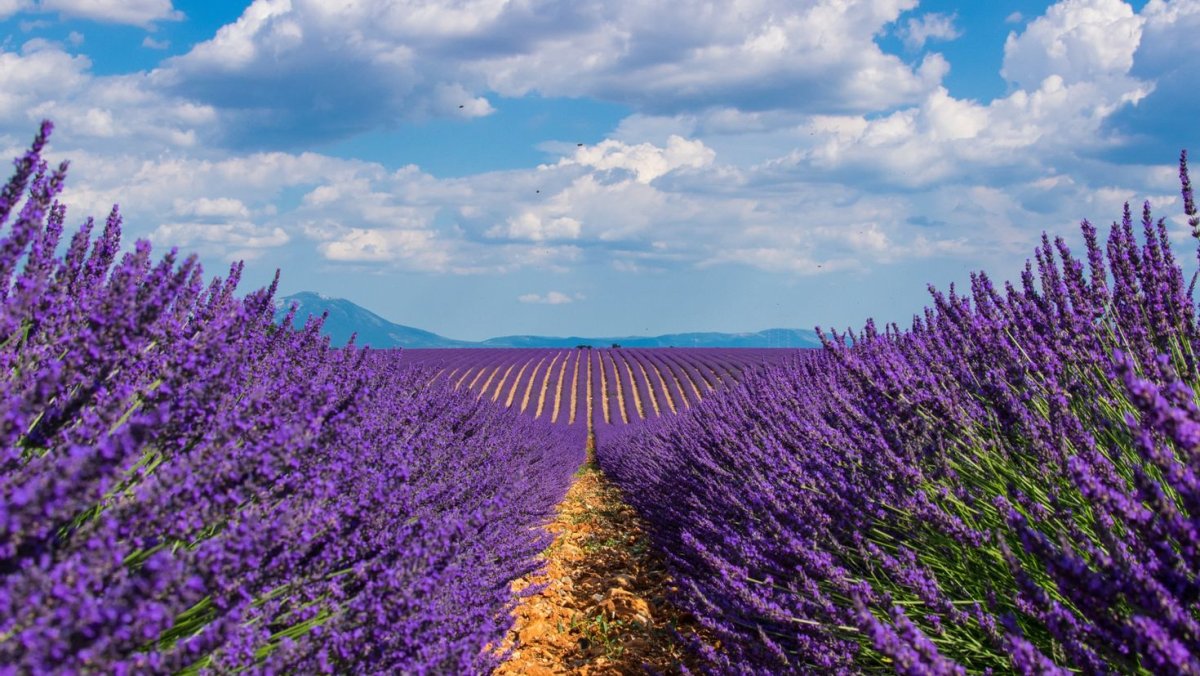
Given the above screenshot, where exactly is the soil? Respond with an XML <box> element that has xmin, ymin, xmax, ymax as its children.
<box><xmin>494</xmin><ymin>439</ymin><xmax>709</xmax><ymax>675</ymax></box>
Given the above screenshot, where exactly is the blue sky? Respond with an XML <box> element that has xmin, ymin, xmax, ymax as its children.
<box><xmin>1</xmin><ymin>0</ymin><xmax>1197</xmax><ymax>341</ymax></box>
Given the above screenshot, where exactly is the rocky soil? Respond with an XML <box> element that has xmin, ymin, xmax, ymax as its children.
<box><xmin>494</xmin><ymin>445</ymin><xmax>708</xmax><ymax>675</ymax></box>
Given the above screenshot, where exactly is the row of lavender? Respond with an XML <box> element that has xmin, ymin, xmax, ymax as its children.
<box><xmin>599</xmin><ymin>154</ymin><xmax>1200</xmax><ymax>673</ymax></box>
<box><xmin>0</xmin><ymin>123</ymin><xmax>585</xmax><ymax>672</ymax></box>
<box><xmin>401</xmin><ymin>347</ymin><xmax>794</xmax><ymax>434</ymax></box>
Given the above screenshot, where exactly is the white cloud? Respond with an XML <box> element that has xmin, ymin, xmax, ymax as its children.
<box><xmin>0</xmin><ymin>42</ymin><xmax>222</xmax><ymax>154</ymax></box>
<box><xmin>518</xmin><ymin>291</ymin><xmax>577</xmax><ymax>305</ymax></box>
<box><xmin>755</xmin><ymin>73</ymin><xmax>1152</xmax><ymax>192</ymax></box>
<box><xmin>0</xmin><ymin>45</ymin><xmax>91</xmax><ymax>120</ymax></box>
<box><xmin>316</xmin><ymin>227</ymin><xmax>449</xmax><ymax>269</ymax></box>
<box><xmin>142</xmin><ymin>36</ymin><xmax>169</xmax><ymax>50</ymax></box>
<box><xmin>146</xmin><ymin>0</ymin><xmax>943</xmax><ymax>149</ymax></box>
<box><xmin>0</xmin><ymin>0</ymin><xmax>30</xmax><ymax>20</ymax></box>
<box><xmin>432</xmin><ymin>82</ymin><xmax>492</xmax><ymax>118</ymax></box>
<box><xmin>478</xmin><ymin>0</ymin><xmax>938</xmax><ymax>114</ymax></box>
<box><xmin>746</xmin><ymin>0</ymin><xmax>1157</xmax><ymax>193</ymax></box>
<box><xmin>898</xmin><ymin>12</ymin><xmax>962</xmax><ymax>50</ymax></box>
<box><xmin>66</xmin><ymin>30</ymin><xmax>83</xmax><ymax>46</ymax></box>
<box><xmin>558</xmin><ymin>135</ymin><xmax>715</xmax><ymax>184</ymax></box>
<box><xmin>490</xmin><ymin>212</ymin><xmax>582</xmax><ymax>241</ymax></box>
<box><xmin>36</xmin><ymin>0</ymin><xmax>183</xmax><ymax>27</ymax></box>
<box><xmin>1006</xmin><ymin>12</ymin><xmax>1024</xmax><ymax>24</ymax></box>
<box><xmin>167</xmin><ymin>0</ymin><xmax>297</xmax><ymax>72</ymax></box>
<box><xmin>172</xmin><ymin>196</ymin><xmax>250</xmax><ymax>219</ymax></box>
<box><xmin>151</xmin><ymin>221</ymin><xmax>289</xmax><ymax>261</ymax></box>
<box><xmin>1134</xmin><ymin>1</ymin><xmax>1200</xmax><ymax>75</ymax></box>
<box><xmin>1002</xmin><ymin>0</ymin><xmax>1144</xmax><ymax>89</ymax></box>
<box><xmin>1141</xmin><ymin>0</ymin><xmax>1200</xmax><ymax>26</ymax></box>
<box><xmin>0</xmin><ymin>0</ymin><xmax>1187</xmax><ymax>297</ymax></box>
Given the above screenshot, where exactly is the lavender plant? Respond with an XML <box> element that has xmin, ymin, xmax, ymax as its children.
<box><xmin>0</xmin><ymin>122</ymin><xmax>584</xmax><ymax>674</ymax></box>
<box><xmin>599</xmin><ymin>153</ymin><xmax>1200</xmax><ymax>673</ymax></box>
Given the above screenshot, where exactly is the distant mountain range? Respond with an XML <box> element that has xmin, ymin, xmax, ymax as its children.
<box><xmin>274</xmin><ymin>292</ymin><xmax>821</xmax><ymax>349</ymax></box>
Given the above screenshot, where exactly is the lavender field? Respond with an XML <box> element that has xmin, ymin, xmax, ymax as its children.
<box><xmin>399</xmin><ymin>347</ymin><xmax>796</xmax><ymax>424</ymax></box>
<box><xmin>0</xmin><ymin>123</ymin><xmax>587</xmax><ymax>672</ymax></box>
<box><xmin>598</xmin><ymin>161</ymin><xmax>1200</xmax><ymax>671</ymax></box>
<box><xmin>4</xmin><ymin>115</ymin><xmax>1200</xmax><ymax>674</ymax></box>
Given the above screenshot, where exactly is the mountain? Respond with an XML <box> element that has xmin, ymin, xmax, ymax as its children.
<box><xmin>274</xmin><ymin>292</ymin><xmax>821</xmax><ymax>349</ymax></box>
<box><xmin>478</xmin><ymin>328</ymin><xmax>820</xmax><ymax>348</ymax></box>
<box><xmin>274</xmin><ymin>292</ymin><xmax>470</xmax><ymax>348</ymax></box>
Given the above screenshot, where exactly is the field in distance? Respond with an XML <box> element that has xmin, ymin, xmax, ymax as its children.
<box><xmin>401</xmin><ymin>348</ymin><xmax>805</xmax><ymax>428</ymax></box>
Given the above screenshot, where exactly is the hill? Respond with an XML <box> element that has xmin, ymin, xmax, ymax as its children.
<box><xmin>479</xmin><ymin>328</ymin><xmax>818</xmax><ymax>348</ymax></box>
<box><xmin>274</xmin><ymin>292</ymin><xmax>472</xmax><ymax>348</ymax></box>
<box><xmin>275</xmin><ymin>292</ymin><xmax>821</xmax><ymax>349</ymax></box>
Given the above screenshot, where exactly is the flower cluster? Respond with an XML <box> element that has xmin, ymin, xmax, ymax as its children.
<box><xmin>599</xmin><ymin>153</ymin><xmax>1200</xmax><ymax>673</ymax></box>
<box><xmin>0</xmin><ymin>122</ymin><xmax>584</xmax><ymax>673</ymax></box>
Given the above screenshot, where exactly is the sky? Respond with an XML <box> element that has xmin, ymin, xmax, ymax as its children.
<box><xmin>1</xmin><ymin>0</ymin><xmax>1198</xmax><ymax>341</ymax></box>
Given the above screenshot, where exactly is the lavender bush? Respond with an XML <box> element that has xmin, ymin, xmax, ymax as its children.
<box><xmin>599</xmin><ymin>153</ymin><xmax>1200</xmax><ymax>673</ymax></box>
<box><xmin>0</xmin><ymin>121</ymin><xmax>585</xmax><ymax>673</ymax></box>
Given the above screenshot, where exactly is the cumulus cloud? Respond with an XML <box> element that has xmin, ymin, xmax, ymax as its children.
<box><xmin>479</xmin><ymin>0</ymin><xmax>941</xmax><ymax>114</ymax></box>
<box><xmin>431</xmin><ymin>82</ymin><xmax>493</xmax><ymax>118</ymax></box>
<box><xmin>518</xmin><ymin>291</ymin><xmax>578</xmax><ymax>305</ymax></box>
<box><xmin>316</xmin><ymin>228</ymin><xmax>449</xmax><ymax>270</ymax></box>
<box><xmin>172</xmin><ymin>196</ymin><xmax>250</xmax><ymax>219</ymax></box>
<box><xmin>898</xmin><ymin>12</ymin><xmax>962</xmax><ymax>50</ymax></box>
<box><xmin>0</xmin><ymin>0</ymin><xmax>1187</xmax><ymax>295</ymax></box>
<box><xmin>1137</xmin><ymin>0</ymin><xmax>1200</xmax><ymax>69</ymax></box>
<box><xmin>0</xmin><ymin>46</ymin><xmax>91</xmax><ymax>120</ymax></box>
<box><xmin>0</xmin><ymin>42</ymin><xmax>221</xmax><ymax>155</ymax></box>
<box><xmin>1002</xmin><ymin>0</ymin><xmax>1144</xmax><ymax>89</ymax></box>
<box><xmin>558</xmin><ymin>136</ymin><xmax>715</xmax><ymax>184</ymax></box>
<box><xmin>35</xmin><ymin>0</ymin><xmax>183</xmax><ymax>27</ymax></box>
<box><xmin>741</xmin><ymin>0</ymin><xmax>1158</xmax><ymax>193</ymax></box>
<box><xmin>490</xmin><ymin>212</ymin><xmax>582</xmax><ymax>241</ymax></box>
<box><xmin>762</xmin><ymin>70</ymin><xmax>1150</xmax><ymax>190</ymax></box>
<box><xmin>1100</xmin><ymin>0</ymin><xmax>1200</xmax><ymax>159</ymax></box>
<box><xmin>144</xmin><ymin>0</ymin><xmax>945</xmax><ymax>149</ymax></box>
<box><xmin>41</xmin><ymin>127</ymin><xmax>967</xmax><ymax>280</ymax></box>
<box><xmin>151</xmin><ymin>221</ymin><xmax>289</xmax><ymax>261</ymax></box>
<box><xmin>0</xmin><ymin>0</ymin><xmax>31</xmax><ymax>20</ymax></box>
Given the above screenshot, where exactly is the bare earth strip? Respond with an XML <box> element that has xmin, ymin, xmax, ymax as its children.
<box><xmin>455</xmin><ymin>366</ymin><xmax>476</xmax><ymax>389</ymax></box>
<box><xmin>535</xmin><ymin>352</ymin><xmax>562</xmax><ymax>419</ymax></box>
<box><xmin>583</xmin><ymin>352</ymin><xmax>592</xmax><ymax>426</ymax></box>
<box><xmin>467</xmin><ymin>365</ymin><xmax>491</xmax><ymax>390</ymax></box>
<box><xmin>606</xmin><ymin>352</ymin><xmax>630</xmax><ymax>424</ymax></box>
<box><xmin>479</xmin><ymin>364</ymin><xmax>504</xmax><ymax>400</ymax></box>
<box><xmin>646</xmin><ymin>358</ymin><xmax>678</xmax><ymax>414</ymax></box>
<box><xmin>633</xmin><ymin>359</ymin><xmax>660</xmax><ymax>417</ymax></box>
<box><xmin>620</xmin><ymin>354</ymin><xmax>645</xmax><ymax>420</ymax></box>
<box><xmin>643</xmin><ymin>354</ymin><xmax>690</xmax><ymax>409</ymax></box>
<box><xmin>568</xmin><ymin>353</ymin><xmax>581</xmax><ymax>425</ymax></box>
<box><xmin>491</xmin><ymin>363</ymin><xmax>517</xmax><ymax>402</ymax></box>
<box><xmin>551</xmin><ymin>353</ymin><xmax>571</xmax><ymax>424</ymax></box>
<box><xmin>521</xmin><ymin>357</ymin><xmax>548</xmax><ymax>413</ymax></box>
<box><xmin>505</xmin><ymin>360</ymin><xmax>532</xmax><ymax>408</ymax></box>
<box><xmin>494</xmin><ymin>438</ymin><xmax>708</xmax><ymax>675</ymax></box>
<box><xmin>596</xmin><ymin>352</ymin><xmax>610</xmax><ymax>424</ymax></box>
<box><xmin>663</xmin><ymin>355</ymin><xmax>703</xmax><ymax>406</ymax></box>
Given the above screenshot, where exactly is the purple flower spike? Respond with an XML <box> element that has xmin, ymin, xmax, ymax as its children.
<box><xmin>597</xmin><ymin>149</ymin><xmax>1200</xmax><ymax>674</ymax></box>
<box><xmin>0</xmin><ymin>123</ymin><xmax>584</xmax><ymax>672</ymax></box>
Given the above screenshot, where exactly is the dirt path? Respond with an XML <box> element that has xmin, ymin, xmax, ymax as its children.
<box><xmin>494</xmin><ymin>437</ymin><xmax>706</xmax><ymax>674</ymax></box>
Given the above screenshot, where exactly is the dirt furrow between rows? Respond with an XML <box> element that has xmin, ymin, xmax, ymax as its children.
<box><xmin>495</xmin><ymin>388</ymin><xmax>708</xmax><ymax>674</ymax></box>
